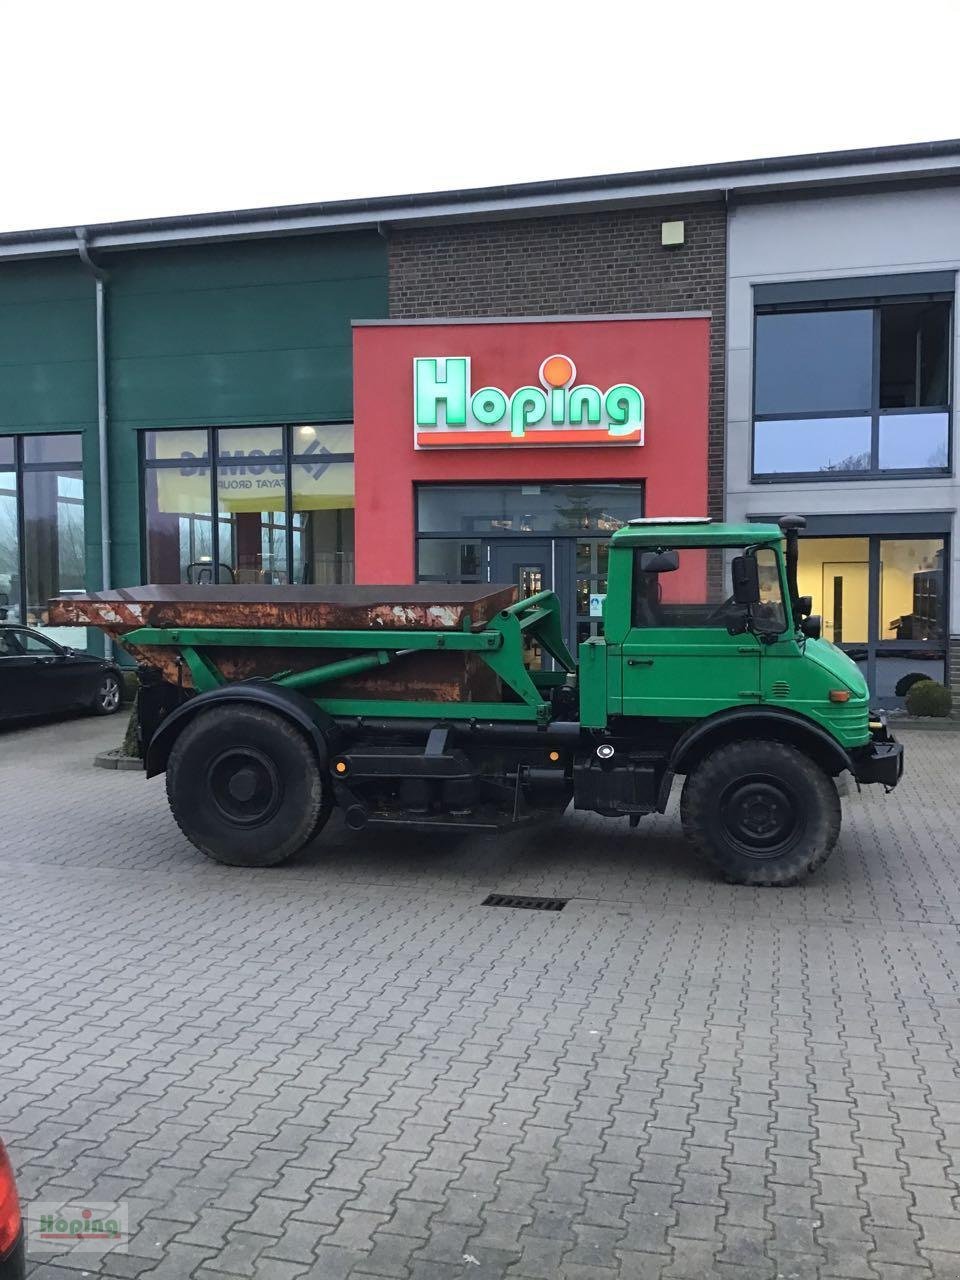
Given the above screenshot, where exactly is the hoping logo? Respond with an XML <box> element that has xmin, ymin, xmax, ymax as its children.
<box><xmin>413</xmin><ymin>354</ymin><xmax>644</xmax><ymax>448</ymax></box>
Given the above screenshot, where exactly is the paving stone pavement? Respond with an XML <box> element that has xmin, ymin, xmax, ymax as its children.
<box><xmin>2</xmin><ymin>714</ymin><xmax>960</xmax><ymax>1278</ymax></box>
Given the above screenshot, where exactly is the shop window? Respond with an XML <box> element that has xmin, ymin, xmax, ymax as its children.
<box><xmin>754</xmin><ymin>297</ymin><xmax>951</xmax><ymax>479</ymax></box>
<box><xmin>0</xmin><ymin>434</ymin><xmax>86</xmax><ymax>639</ymax></box>
<box><xmin>141</xmin><ymin>424</ymin><xmax>354</xmax><ymax>585</ymax></box>
<box><xmin>796</xmin><ymin>532</ymin><xmax>946</xmax><ymax>704</ymax></box>
<box><xmin>416</xmin><ymin>484</ymin><xmax>644</xmax><ymax>535</ymax></box>
<box><xmin>796</xmin><ymin>537</ymin><xmax>870</xmax><ymax>645</ymax></box>
<box><xmin>879</xmin><ymin>538</ymin><xmax>944</xmax><ymax>642</ymax></box>
<box><xmin>417</xmin><ymin>540</ymin><xmax>483</xmax><ymax>582</ymax></box>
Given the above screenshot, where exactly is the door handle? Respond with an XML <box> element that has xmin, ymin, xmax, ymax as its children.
<box><xmin>627</xmin><ymin>658</ymin><xmax>654</xmax><ymax>666</ymax></box>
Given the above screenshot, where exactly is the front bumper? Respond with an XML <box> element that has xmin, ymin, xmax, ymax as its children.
<box><xmin>851</xmin><ymin>716</ymin><xmax>904</xmax><ymax>789</ymax></box>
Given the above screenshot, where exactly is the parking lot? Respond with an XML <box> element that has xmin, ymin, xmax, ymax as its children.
<box><xmin>1</xmin><ymin>715</ymin><xmax>960</xmax><ymax>1278</ymax></box>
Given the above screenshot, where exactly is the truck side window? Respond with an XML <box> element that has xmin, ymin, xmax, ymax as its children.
<box><xmin>631</xmin><ymin>547</ymin><xmax>728</xmax><ymax>627</ymax></box>
<box><xmin>754</xmin><ymin>546</ymin><xmax>786</xmax><ymax>630</ymax></box>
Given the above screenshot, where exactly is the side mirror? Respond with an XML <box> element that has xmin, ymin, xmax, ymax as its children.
<box><xmin>731</xmin><ymin>554</ymin><xmax>761</xmax><ymax>606</ymax></box>
<box><xmin>801</xmin><ymin>615</ymin><xmax>822</xmax><ymax>640</ymax></box>
<box><xmin>797</xmin><ymin>594</ymin><xmax>813</xmax><ymax>618</ymax></box>
<box><xmin>638</xmin><ymin>549</ymin><xmax>680</xmax><ymax>573</ymax></box>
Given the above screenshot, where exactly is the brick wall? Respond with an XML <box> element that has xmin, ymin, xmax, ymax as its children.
<box><xmin>388</xmin><ymin>204</ymin><xmax>727</xmax><ymax>517</ymax></box>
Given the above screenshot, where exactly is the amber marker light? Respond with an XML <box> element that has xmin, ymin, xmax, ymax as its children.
<box><xmin>828</xmin><ymin>690</ymin><xmax>851</xmax><ymax>703</ymax></box>
<box><xmin>549</xmin><ymin>750</ymin><xmax>560</xmax><ymax>762</ymax></box>
<box><xmin>334</xmin><ymin>760</ymin><xmax>348</xmax><ymax>774</ymax></box>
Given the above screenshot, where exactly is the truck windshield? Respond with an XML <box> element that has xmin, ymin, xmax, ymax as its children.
<box><xmin>632</xmin><ymin>545</ymin><xmax>786</xmax><ymax>631</ymax></box>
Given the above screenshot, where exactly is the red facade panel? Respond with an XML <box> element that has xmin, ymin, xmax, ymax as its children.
<box><xmin>353</xmin><ymin>316</ymin><xmax>710</xmax><ymax>583</ymax></box>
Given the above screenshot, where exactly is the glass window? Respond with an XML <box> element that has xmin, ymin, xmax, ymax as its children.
<box><xmin>143</xmin><ymin>456</ymin><xmax>214</xmax><ymax>584</ymax></box>
<box><xmin>755</xmin><ymin>546</ymin><xmax>786</xmax><ymax>631</ymax></box>
<box><xmin>754</xmin><ymin>297</ymin><xmax>951</xmax><ymax>479</ymax></box>
<box><xmin>292</xmin><ymin>423</ymin><xmax>354</xmax><ymax>457</ymax></box>
<box><xmin>22</xmin><ymin>433</ymin><xmax>83</xmax><ymax>465</ymax></box>
<box><xmin>417</xmin><ymin>484</ymin><xmax>644</xmax><ymax>534</ymax></box>
<box><xmin>0</xmin><ymin>438</ymin><xmax>13</xmax><ymax>466</ymax></box>
<box><xmin>18</xmin><ymin>629</ymin><xmax>60</xmax><ymax>654</ymax></box>
<box><xmin>879</xmin><ymin>301</ymin><xmax>950</xmax><ymax>408</ymax></box>
<box><xmin>754</xmin><ymin>417</ymin><xmax>872</xmax><ymax>476</ymax></box>
<box><xmin>796</xmin><ymin>537</ymin><xmax>870</xmax><ymax>646</ymax></box>
<box><xmin>143</xmin><ymin>425</ymin><xmax>355</xmax><ymax>585</ymax></box>
<box><xmin>879</xmin><ymin>539</ymin><xmax>944</xmax><ymax>642</ymax></box>
<box><xmin>216</xmin><ymin>427</ymin><xmax>288</xmax><ymax>584</ymax></box>
<box><xmin>755</xmin><ymin>310</ymin><xmax>873</xmax><ymax>416</ymax></box>
<box><xmin>0</xmin><ymin>459</ymin><xmax>18</xmax><ymax>623</ymax></box>
<box><xmin>291</xmin><ymin>461</ymin><xmax>355</xmax><ymax>585</ymax></box>
<box><xmin>417</xmin><ymin>540</ymin><xmax>482</xmax><ymax>582</ymax></box>
<box><xmin>631</xmin><ymin>548</ymin><xmax>731</xmax><ymax>628</ymax></box>
<box><xmin>143</xmin><ymin>429</ymin><xmax>209</xmax><ymax>465</ymax></box>
<box><xmin>23</xmin><ymin>462</ymin><xmax>85</xmax><ymax>626</ymax></box>
<box><xmin>878</xmin><ymin>412</ymin><xmax>949</xmax><ymax>470</ymax></box>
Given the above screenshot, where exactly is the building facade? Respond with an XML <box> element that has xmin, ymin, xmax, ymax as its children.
<box><xmin>725</xmin><ymin>183</ymin><xmax>960</xmax><ymax>706</ymax></box>
<box><xmin>2</xmin><ymin>140</ymin><xmax>960</xmax><ymax>704</ymax></box>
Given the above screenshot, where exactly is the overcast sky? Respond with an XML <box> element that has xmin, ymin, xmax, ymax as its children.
<box><xmin>3</xmin><ymin>0</ymin><xmax>959</xmax><ymax>235</ymax></box>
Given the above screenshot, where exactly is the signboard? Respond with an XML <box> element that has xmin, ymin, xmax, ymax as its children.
<box><xmin>589</xmin><ymin>593</ymin><xmax>606</xmax><ymax>618</ymax></box>
<box><xmin>413</xmin><ymin>354</ymin><xmax>644</xmax><ymax>449</ymax></box>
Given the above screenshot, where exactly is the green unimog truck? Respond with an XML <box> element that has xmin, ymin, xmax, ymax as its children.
<box><xmin>51</xmin><ymin>514</ymin><xmax>903</xmax><ymax>886</ymax></box>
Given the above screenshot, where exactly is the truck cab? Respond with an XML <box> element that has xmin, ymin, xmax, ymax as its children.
<box><xmin>598</xmin><ymin>516</ymin><xmax>872</xmax><ymax>748</ymax></box>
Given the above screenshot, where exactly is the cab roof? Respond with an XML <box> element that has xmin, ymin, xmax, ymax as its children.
<box><xmin>611</xmin><ymin>520</ymin><xmax>784</xmax><ymax>548</ymax></box>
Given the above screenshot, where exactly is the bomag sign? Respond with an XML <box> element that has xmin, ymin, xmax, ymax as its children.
<box><xmin>413</xmin><ymin>354</ymin><xmax>644</xmax><ymax>449</ymax></box>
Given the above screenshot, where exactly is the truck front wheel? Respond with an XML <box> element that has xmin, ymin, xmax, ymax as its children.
<box><xmin>166</xmin><ymin>705</ymin><xmax>328</xmax><ymax>867</ymax></box>
<box><xmin>680</xmin><ymin>739</ymin><xmax>840</xmax><ymax>886</ymax></box>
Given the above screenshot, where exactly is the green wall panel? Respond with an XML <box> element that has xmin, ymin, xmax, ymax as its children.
<box><xmin>105</xmin><ymin>230</ymin><xmax>386</xmax><ymax>585</ymax></box>
<box><xmin>0</xmin><ymin>231</ymin><xmax>387</xmax><ymax>620</ymax></box>
<box><xmin>0</xmin><ymin>260</ymin><xmax>96</xmax><ymax>431</ymax></box>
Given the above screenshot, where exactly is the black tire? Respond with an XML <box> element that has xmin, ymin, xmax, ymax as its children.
<box><xmin>91</xmin><ymin>671</ymin><xmax>122</xmax><ymax>716</ymax></box>
<box><xmin>680</xmin><ymin>739</ymin><xmax>840</xmax><ymax>886</ymax></box>
<box><xmin>165</xmin><ymin>705</ymin><xmax>326</xmax><ymax>867</ymax></box>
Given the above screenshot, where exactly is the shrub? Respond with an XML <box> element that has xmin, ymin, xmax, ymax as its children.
<box><xmin>904</xmin><ymin>679</ymin><xmax>953</xmax><ymax>718</ymax></box>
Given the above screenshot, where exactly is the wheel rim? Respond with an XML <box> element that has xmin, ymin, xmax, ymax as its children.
<box><xmin>207</xmin><ymin>747</ymin><xmax>283</xmax><ymax>828</ymax></box>
<box><xmin>719</xmin><ymin>774</ymin><xmax>802</xmax><ymax>859</ymax></box>
<box><xmin>99</xmin><ymin>677</ymin><xmax>120</xmax><ymax>711</ymax></box>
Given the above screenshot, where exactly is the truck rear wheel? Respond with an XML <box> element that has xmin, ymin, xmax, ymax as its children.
<box><xmin>166</xmin><ymin>705</ymin><xmax>327</xmax><ymax>867</ymax></box>
<box><xmin>680</xmin><ymin>739</ymin><xmax>840</xmax><ymax>886</ymax></box>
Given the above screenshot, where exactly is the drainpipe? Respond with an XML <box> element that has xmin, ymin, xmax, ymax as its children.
<box><xmin>76</xmin><ymin>229</ymin><xmax>111</xmax><ymax>656</ymax></box>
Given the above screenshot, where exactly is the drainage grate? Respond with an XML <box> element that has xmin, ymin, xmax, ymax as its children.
<box><xmin>482</xmin><ymin>893</ymin><xmax>567</xmax><ymax>912</ymax></box>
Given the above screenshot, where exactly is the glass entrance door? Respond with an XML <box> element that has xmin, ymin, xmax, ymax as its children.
<box><xmin>490</xmin><ymin>540</ymin><xmax>552</xmax><ymax>670</ymax></box>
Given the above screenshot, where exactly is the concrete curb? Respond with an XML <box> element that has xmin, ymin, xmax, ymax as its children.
<box><xmin>94</xmin><ymin>749</ymin><xmax>144</xmax><ymax>771</ymax></box>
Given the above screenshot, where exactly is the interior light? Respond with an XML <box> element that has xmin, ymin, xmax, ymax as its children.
<box><xmin>298</xmin><ymin>425</ymin><xmax>317</xmax><ymax>441</ymax></box>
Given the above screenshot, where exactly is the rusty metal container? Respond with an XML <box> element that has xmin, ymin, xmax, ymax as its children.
<box><xmin>49</xmin><ymin>584</ymin><xmax>518</xmax><ymax>699</ymax></box>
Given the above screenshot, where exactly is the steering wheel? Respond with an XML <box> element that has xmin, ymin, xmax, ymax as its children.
<box><xmin>703</xmin><ymin>595</ymin><xmax>738</xmax><ymax>624</ymax></box>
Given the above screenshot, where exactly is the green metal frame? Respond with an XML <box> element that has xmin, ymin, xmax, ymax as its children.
<box><xmin>123</xmin><ymin>590</ymin><xmax>577</xmax><ymax>727</ymax></box>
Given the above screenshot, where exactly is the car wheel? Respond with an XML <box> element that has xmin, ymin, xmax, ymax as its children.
<box><xmin>91</xmin><ymin>672</ymin><xmax>122</xmax><ymax>715</ymax></box>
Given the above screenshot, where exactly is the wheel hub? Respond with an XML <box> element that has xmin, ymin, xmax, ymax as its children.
<box><xmin>208</xmin><ymin>748</ymin><xmax>282</xmax><ymax>827</ymax></box>
<box><xmin>720</xmin><ymin>777</ymin><xmax>799</xmax><ymax>858</ymax></box>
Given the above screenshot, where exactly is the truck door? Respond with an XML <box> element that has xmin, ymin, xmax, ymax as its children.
<box><xmin>620</xmin><ymin>547</ymin><xmax>761</xmax><ymax>718</ymax></box>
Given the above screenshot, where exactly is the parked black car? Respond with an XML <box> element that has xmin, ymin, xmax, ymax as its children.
<box><xmin>0</xmin><ymin>625</ymin><xmax>122</xmax><ymax>723</ymax></box>
<box><xmin>0</xmin><ymin>1139</ymin><xmax>24</xmax><ymax>1280</ymax></box>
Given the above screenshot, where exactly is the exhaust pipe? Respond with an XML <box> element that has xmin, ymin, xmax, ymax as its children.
<box><xmin>778</xmin><ymin>513</ymin><xmax>806</xmax><ymax>623</ymax></box>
